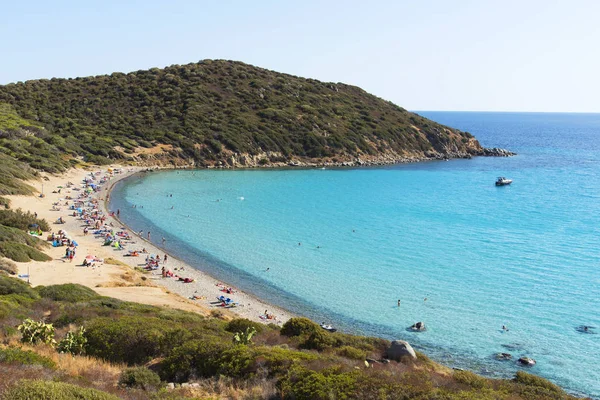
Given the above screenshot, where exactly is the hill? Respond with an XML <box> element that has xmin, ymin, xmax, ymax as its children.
<box><xmin>0</xmin><ymin>60</ymin><xmax>508</xmax><ymax>177</ymax></box>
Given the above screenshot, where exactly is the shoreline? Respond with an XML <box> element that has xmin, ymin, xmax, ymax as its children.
<box><xmin>9</xmin><ymin>165</ymin><xmax>294</xmax><ymax>325</ymax></box>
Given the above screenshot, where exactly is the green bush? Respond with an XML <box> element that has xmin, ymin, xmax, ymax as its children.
<box><xmin>280</xmin><ymin>317</ymin><xmax>319</xmax><ymax>337</ymax></box>
<box><xmin>37</xmin><ymin>284</ymin><xmax>99</xmax><ymax>302</ymax></box>
<box><xmin>278</xmin><ymin>365</ymin><xmax>358</xmax><ymax>400</ymax></box>
<box><xmin>454</xmin><ymin>370</ymin><xmax>489</xmax><ymax>389</ymax></box>
<box><xmin>158</xmin><ymin>337</ymin><xmax>231</xmax><ymax>382</ymax></box>
<box><xmin>514</xmin><ymin>371</ymin><xmax>564</xmax><ymax>394</ymax></box>
<box><xmin>3</xmin><ymin>379</ymin><xmax>120</xmax><ymax>400</ymax></box>
<box><xmin>0</xmin><ymin>296</ymin><xmax>29</xmax><ymax>321</ymax></box>
<box><xmin>85</xmin><ymin>316</ymin><xmax>177</xmax><ymax>364</ymax></box>
<box><xmin>0</xmin><ymin>197</ymin><xmax>10</xmax><ymax>209</ymax></box>
<box><xmin>335</xmin><ymin>345</ymin><xmax>366</xmax><ymax>360</ymax></box>
<box><xmin>119</xmin><ymin>366</ymin><xmax>161</xmax><ymax>390</ymax></box>
<box><xmin>252</xmin><ymin>346</ymin><xmax>318</xmax><ymax>376</ymax></box>
<box><xmin>0</xmin><ymin>225</ymin><xmax>48</xmax><ymax>248</ymax></box>
<box><xmin>0</xmin><ymin>346</ymin><xmax>56</xmax><ymax>369</ymax></box>
<box><xmin>0</xmin><ymin>275</ymin><xmax>39</xmax><ymax>299</ymax></box>
<box><xmin>0</xmin><ymin>257</ymin><xmax>18</xmax><ymax>275</ymax></box>
<box><xmin>225</xmin><ymin>318</ymin><xmax>264</xmax><ymax>334</ymax></box>
<box><xmin>0</xmin><ymin>242</ymin><xmax>51</xmax><ymax>262</ymax></box>
<box><xmin>0</xmin><ymin>209</ymin><xmax>50</xmax><ymax>231</ymax></box>
<box><xmin>301</xmin><ymin>330</ymin><xmax>335</xmax><ymax>351</ymax></box>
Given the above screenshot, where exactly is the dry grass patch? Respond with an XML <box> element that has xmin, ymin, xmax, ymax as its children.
<box><xmin>103</xmin><ymin>258</ymin><xmax>128</xmax><ymax>266</ymax></box>
<box><xmin>0</xmin><ymin>258</ymin><xmax>18</xmax><ymax>275</ymax></box>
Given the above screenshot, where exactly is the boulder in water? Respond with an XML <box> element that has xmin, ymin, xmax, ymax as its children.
<box><xmin>518</xmin><ymin>357</ymin><xmax>536</xmax><ymax>366</ymax></box>
<box><xmin>385</xmin><ymin>340</ymin><xmax>417</xmax><ymax>361</ymax></box>
<box><xmin>409</xmin><ymin>321</ymin><xmax>426</xmax><ymax>332</ymax></box>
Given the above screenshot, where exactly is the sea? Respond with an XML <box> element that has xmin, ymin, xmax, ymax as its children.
<box><xmin>110</xmin><ymin>112</ymin><xmax>600</xmax><ymax>398</ymax></box>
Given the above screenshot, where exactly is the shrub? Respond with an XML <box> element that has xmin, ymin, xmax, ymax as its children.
<box><xmin>0</xmin><ymin>196</ymin><xmax>10</xmax><ymax>209</ymax></box>
<box><xmin>514</xmin><ymin>371</ymin><xmax>564</xmax><ymax>394</ymax></box>
<box><xmin>0</xmin><ymin>275</ymin><xmax>39</xmax><ymax>299</ymax></box>
<box><xmin>119</xmin><ymin>367</ymin><xmax>161</xmax><ymax>390</ymax></box>
<box><xmin>454</xmin><ymin>370</ymin><xmax>489</xmax><ymax>389</ymax></box>
<box><xmin>0</xmin><ymin>257</ymin><xmax>18</xmax><ymax>275</ymax></box>
<box><xmin>302</xmin><ymin>330</ymin><xmax>335</xmax><ymax>351</ymax></box>
<box><xmin>158</xmin><ymin>337</ymin><xmax>232</xmax><ymax>382</ymax></box>
<box><xmin>0</xmin><ymin>346</ymin><xmax>56</xmax><ymax>369</ymax></box>
<box><xmin>278</xmin><ymin>365</ymin><xmax>358</xmax><ymax>400</ymax></box>
<box><xmin>280</xmin><ymin>317</ymin><xmax>319</xmax><ymax>337</ymax></box>
<box><xmin>225</xmin><ymin>318</ymin><xmax>264</xmax><ymax>334</ymax></box>
<box><xmin>0</xmin><ymin>209</ymin><xmax>50</xmax><ymax>231</ymax></box>
<box><xmin>0</xmin><ymin>242</ymin><xmax>51</xmax><ymax>262</ymax></box>
<box><xmin>37</xmin><ymin>284</ymin><xmax>98</xmax><ymax>302</ymax></box>
<box><xmin>17</xmin><ymin>318</ymin><xmax>56</xmax><ymax>346</ymax></box>
<box><xmin>3</xmin><ymin>379</ymin><xmax>120</xmax><ymax>400</ymax></box>
<box><xmin>85</xmin><ymin>316</ymin><xmax>176</xmax><ymax>364</ymax></box>
<box><xmin>335</xmin><ymin>345</ymin><xmax>366</xmax><ymax>360</ymax></box>
<box><xmin>57</xmin><ymin>326</ymin><xmax>87</xmax><ymax>355</ymax></box>
<box><xmin>252</xmin><ymin>346</ymin><xmax>318</xmax><ymax>376</ymax></box>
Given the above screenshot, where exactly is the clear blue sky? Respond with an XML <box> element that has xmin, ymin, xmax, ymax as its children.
<box><xmin>1</xmin><ymin>0</ymin><xmax>599</xmax><ymax>112</ymax></box>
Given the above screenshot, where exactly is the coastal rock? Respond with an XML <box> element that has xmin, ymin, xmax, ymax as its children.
<box><xmin>166</xmin><ymin>383</ymin><xmax>175</xmax><ymax>390</ymax></box>
<box><xmin>480</xmin><ymin>147</ymin><xmax>516</xmax><ymax>157</ymax></box>
<box><xmin>518</xmin><ymin>357</ymin><xmax>536</xmax><ymax>366</ymax></box>
<box><xmin>409</xmin><ymin>321</ymin><xmax>426</xmax><ymax>332</ymax></box>
<box><xmin>385</xmin><ymin>340</ymin><xmax>417</xmax><ymax>361</ymax></box>
<box><xmin>495</xmin><ymin>352</ymin><xmax>512</xmax><ymax>361</ymax></box>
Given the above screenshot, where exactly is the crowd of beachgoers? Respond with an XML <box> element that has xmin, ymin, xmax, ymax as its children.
<box><xmin>25</xmin><ymin>166</ymin><xmax>291</xmax><ymax>323</ymax></box>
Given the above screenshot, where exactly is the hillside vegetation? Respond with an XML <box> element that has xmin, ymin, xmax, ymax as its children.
<box><xmin>0</xmin><ymin>275</ymin><xmax>576</xmax><ymax>400</ymax></box>
<box><xmin>0</xmin><ymin>60</ymin><xmax>486</xmax><ymax>174</ymax></box>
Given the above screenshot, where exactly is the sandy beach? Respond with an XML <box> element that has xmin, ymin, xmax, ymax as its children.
<box><xmin>7</xmin><ymin>166</ymin><xmax>293</xmax><ymax>325</ymax></box>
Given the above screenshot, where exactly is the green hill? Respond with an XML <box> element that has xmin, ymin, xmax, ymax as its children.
<box><xmin>0</xmin><ymin>60</ymin><xmax>492</xmax><ymax>175</ymax></box>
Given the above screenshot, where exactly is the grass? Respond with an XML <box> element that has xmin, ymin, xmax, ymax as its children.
<box><xmin>3</xmin><ymin>379</ymin><xmax>121</xmax><ymax>400</ymax></box>
<box><xmin>0</xmin><ymin>346</ymin><xmax>56</xmax><ymax>369</ymax></box>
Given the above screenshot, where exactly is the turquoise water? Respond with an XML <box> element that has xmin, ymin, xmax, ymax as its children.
<box><xmin>111</xmin><ymin>112</ymin><xmax>600</xmax><ymax>398</ymax></box>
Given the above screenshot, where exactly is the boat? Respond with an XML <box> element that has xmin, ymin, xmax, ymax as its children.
<box><xmin>495</xmin><ymin>177</ymin><xmax>513</xmax><ymax>186</ymax></box>
<box><xmin>320</xmin><ymin>323</ymin><xmax>337</xmax><ymax>333</ymax></box>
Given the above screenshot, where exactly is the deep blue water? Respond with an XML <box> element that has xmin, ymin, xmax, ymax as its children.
<box><xmin>111</xmin><ymin>112</ymin><xmax>600</xmax><ymax>398</ymax></box>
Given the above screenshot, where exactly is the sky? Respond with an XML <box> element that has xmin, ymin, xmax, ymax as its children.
<box><xmin>1</xmin><ymin>0</ymin><xmax>599</xmax><ymax>112</ymax></box>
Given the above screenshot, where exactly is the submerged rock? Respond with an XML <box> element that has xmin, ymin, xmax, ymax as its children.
<box><xmin>385</xmin><ymin>340</ymin><xmax>417</xmax><ymax>361</ymax></box>
<box><xmin>495</xmin><ymin>352</ymin><xmax>512</xmax><ymax>361</ymax></box>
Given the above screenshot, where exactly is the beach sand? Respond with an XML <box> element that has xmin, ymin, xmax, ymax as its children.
<box><xmin>7</xmin><ymin>166</ymin><xmax>293</xmax><ymax>325</ymax></box>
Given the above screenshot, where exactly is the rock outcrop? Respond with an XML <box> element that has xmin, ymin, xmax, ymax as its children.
<box><xmin>385</xmin><ymin>340</ymin><xmax>417</xmax><ymax>361</ymax></box>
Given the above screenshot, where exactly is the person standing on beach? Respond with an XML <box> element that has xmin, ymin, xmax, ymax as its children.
<box><xmin>147</xmin><ymin>231</ymin><xmax>151</xmax><ymax>240</ymax></box>
<box><xmin>117</xmin><ymin>209</ymin><xmax>120</xmax><ymax>217</ymax></box>
<box><xmin>162</xmin><ymin>237</ymin><xmax>166</xmax><ymax>245</ymax></box>
<box><xmin>164</xmin><ymin>254</ymin><xmax>168</xmax><ymax>264</ymax></box>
